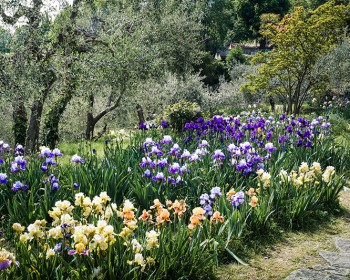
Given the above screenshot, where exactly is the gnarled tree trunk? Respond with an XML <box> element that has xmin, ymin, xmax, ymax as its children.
<box><xmin>25</xmin><ymin>70</ymin><xmax>56</xmax><ymax>153</ymax></box>
<box><xmin>12</xmin><ymin>97</ymin><xmax>27</xmax><ymax>146</ymax></box>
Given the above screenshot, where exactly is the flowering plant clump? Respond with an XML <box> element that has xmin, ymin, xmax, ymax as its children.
<box><xmin>9</xmin><ymin>192</ymin><xmax>248</xmax><ymax>279</ymax></box>
<box><xmin>268</xmin><ymin>162</ymin><xmax>342</xmax><ymax>227</ymax></box>
<box><xmin>0</xmin><ymin>109</ymin><xmax>348</xmax><ymax>279</ymax></box>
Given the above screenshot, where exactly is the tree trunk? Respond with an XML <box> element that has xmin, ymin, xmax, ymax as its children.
<box><xmin>288</xmin><ymin>98</ymin><xmax>292</xmax><ymax>114</ymax></box>
<box><xmin>85</xmin><ymin>93</ymin><xmax>95</xmax><ymax>140</ymax></box>
<box><xmin>25</xmin><ymin>70</ymin><xmax>56</xmax><ymax>152</ymax></box>
<box><xmin>84</xmin><ymin>88</ymin><xmax>124</xmax><ymax>140</ymax></box>
<box><xmin>85</xmin><ymin>114</ymin><xmax>96</xmax><ymax>140</ymax></box>
<box><xmin>12</xmin><ymin>97</ymin><xmax>27</xmax><ymax>146</ymax></box>
<box><xmin>268</xmin><ymin>96</ymin><xmax>275</xmax><ymax>112</ymax></box>
<box><xmin>43</xmin><ymin>92</ymin><xmax>74</xmax><ymax>148</ymax></box>
<box><xmin>293</xmin><ymin>97</ymin><xmax>300</xmax><ymax>115</ymax></box>
<box><xmin>136</xmin><ymin>104</ymin><xmax>145</xmax><ymax>124</ymax></box>
<box><xmin>25</xmin><ymin>99</ymin><xmax>43</xmax><ymax>152</ymax></box>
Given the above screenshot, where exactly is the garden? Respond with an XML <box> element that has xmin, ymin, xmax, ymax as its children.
<box><xmin>1</xmin><ymin>0</ymin><xmax>350</xmax><ymax>279</ymax></box>
<box><xmin>0</xmin><ymin>107</ymin><xmax>350</xmax><ymax>279</ymax></box>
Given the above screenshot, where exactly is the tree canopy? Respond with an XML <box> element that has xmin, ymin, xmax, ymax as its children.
<box><xmin>242</xmin><ymin>0</ymin><xmax>349</xmax><ymax>114</ymax></box>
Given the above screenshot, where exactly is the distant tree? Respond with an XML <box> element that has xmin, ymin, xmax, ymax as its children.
<box><xmin>202</xmin><ymin>0</ymin><xmax>233</xmax><ymax>52</ymax></box>
<box><xmin>242</xmin><ymin>0</ymin><xmax>349</xmax><ymax>114</ymax></box>
<box><xmin>194</xmin><ymin>52</ymin><xmax>228</xmax><ymax>88</ymax></box>
<box><xmin>0</xmin><ymin>0</ymin><xmax>79</xmax><ymax>150</ymax></box>
<box><xmin>318</xmin><ymin>38</ymin><xmax>350</xmax><ymax>95</ymax></box>
<box><xmin>289</xmin><ymin>0</ymin><xmax>350</xmax><ymax>10</ymax></box>
<box><xmin>225</xmin><ymin>46</ymin><xmax>246</xmax><ymax>69</ymax></box>
<box><xmin>231</xmin><ymin>0</ymin><xmax>290</xmax><ymax>45</ymax></box>
<box><xmin>72</xmin><ymin>0</ymin><xmax>204</xmax><ymax>140</ymax></box>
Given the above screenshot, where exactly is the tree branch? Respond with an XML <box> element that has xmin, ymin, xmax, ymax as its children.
<box><xmin>93</xmin><ymin>93</ymin><xmax>123</xmax><ymax>125</ymax></box>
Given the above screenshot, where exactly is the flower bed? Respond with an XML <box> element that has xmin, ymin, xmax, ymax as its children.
<box><xmin>0</xmin><ymin>112</ymin><xmax>347</xmax><ymax>279</ymax></box>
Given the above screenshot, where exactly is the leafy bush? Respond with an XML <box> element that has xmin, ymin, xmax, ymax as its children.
<box><xmin>225</xmin><ymin>46</ymin><xmax>246</xmax><ymax>68</ymax></box>
<box><xmin>156</xmin><ymin>100</ymin><xmax>202</xmax><ymax>131</ymax></box>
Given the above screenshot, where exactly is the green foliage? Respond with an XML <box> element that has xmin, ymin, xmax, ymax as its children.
<box><xmin>318</xmin><ymin>38</ymin><xmax>350</xmax><ymax>95</ymax></box>
<box><xmin>243</xmin><ymin>0</ymin><xmax>349</xmax><ymax>114</ymax></box>
<box><xmin>225</xmin><ymin>46</ymin><xmax>246</xmax><ymax>68</ymax></box>
<box><xmin>12</xmin><ymin>101</ymin><xmax>27</xmax><ymax>145</ymax></box>
<box><xmin>157</xmin><ymin>100</ymin><xmax>203</xmax><ymax>131</ymax></box>
<box><xmin>231</xmin><ymin>0</ymin><xmax>290</xmax><ymax>42</ymax></box>
<box><xmin>0</xmin><ymin>28</ymin><xmax>11</xmax><ymax>53</ymax></box>
<box><xmin>203</xmin><ymin>0</ymin><xmax>234</xmax><ymax>52</ymax></box>
<box><xmin>195</xmin><ymin>52</ymin><xmax>229</xmax><ymax>87</ymax></box>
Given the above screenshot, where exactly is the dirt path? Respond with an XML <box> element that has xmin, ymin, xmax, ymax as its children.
<box><xmin>218</xmin><ymin>191</ymin><xmax>350</xmax><ymax>280</ymax></box>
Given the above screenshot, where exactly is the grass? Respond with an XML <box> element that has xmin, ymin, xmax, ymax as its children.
<box><xmin>217</xmin><ymin>190</ymin><xmax>350</xmax><ymax>280</ymax></box>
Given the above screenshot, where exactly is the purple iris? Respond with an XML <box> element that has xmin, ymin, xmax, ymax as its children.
<box><xmin>139</xmin><ymin>122</ymin><xmax>147</xmax><ymax>130</ymax></box>
<box><xmin>156</xmin><ymin>158</ymin><xmax>168</xmax><ymax>168</ymax></box>
<box><xmin>52</xmin><ymin>148</ymin><xmax>63</xmax><ymax>157</ymax></box>
<box><xmin>11</xmin><ymin>181</ymin><xmax>28</xmax><ymax>191</ymax></box>
<box><xmin>266</xmin><ymin>131</ymin><xmax>273</xmax><ymax>141</ymax></box>
<box><xmin>210</xmin><ymin>187</ymin><xmax>222</xmax><ymax>199</ymax></box>
<box><xmin>54</xmin><ymin>243</ymin><xmax>62</xmax><ymax>252</ymax></box>
<box><xmin>0</xmin><ymin>158</ymin><xmax>3</xmax><ymax>165</ymax></box>
<box><xmin>181</xmin><ymin>150</ymin><xmax>191</xmax><ymax>159</ymax></box>
<box><xmin>227</xmin><ymin>144</ymin><xmax>238</xmax><ymax>154</ymax></box>
<box><xmin>148</xmin><ymin>146</ymin><xmax>163</xmax><ymax>157</ymax></box>
<box><xmin>236</xmin><ymin>159</ymin><xmax>247</xmax><ymax>171</ymax></box>
<box><xmin>0</xmin><ymin>173</ymin><xmax>8</xmax><ymax>184</ymax></box>
<box><xmin>41</xmin><ymin>163</ymin><xmax>48</xmax><ymax>172</ymax></box>
<box><xmin>160</xmin><ymin>120</ymin><xmax>168</xmax><ymax>129</ymax></box>
<box><xmin>168</xmin><ymin>144</ymin><xmax>181</xmax><ymax>156</ymax></box>
<box><xmin>15</xmin><ymin>144</ymin><xmax>24</xmax><ymax>155</ymax></box>
<box><xmin>304</xmin><ymin>141</ymin><xmax>312</xmax><ymax>148</ymax></box>
<box><xmin>278</xmin><ymin>135</ymin><xmax>286</xmax><ymax>143</ymax></box>
<box><xmin>73</xmin><ymin>183</ymin><xmax>80</xmax><ymax>189</ymax></box>
<box><xmin>41</xmin><ymin>157</ymin><xmax>57</xmax><ymax>172</ymax></box>
<box><xmin>52</xmin><ymin>182</ymin><xmax>60</xmax><ymax>191</ymax></box>
<box><xmin>212</xmin><ymin>150</ymin><xmax>225</xmax><ymax>160</ymax></box>
<box><xmin>10</xmin><ymin>156</ymin><xmax>27</xmax><ymax>172</ymax></box>
<box><xmin>152</xmin><ymin>172</ymin><xmax>166</xmax><ymax>182</ymax></box>
<box><xmin>160</xmin><ymin>135</ymin><xmax>172</xmax><ymax>145</ymax></box>
<box><xmin>203</xmin><ymin>204</ymin><xmax>213</xmax><ymax>215</ymax></box>
<box><xmin>200</xmin><ymin>193</ymin><xmax>211</xmax><ymax>206</ymax></box>
<box><xmin>39</xmin><ymin>147</ymin><xmax>52</xmax><ymax>158</ymax></box>
<box><xmin>189</xmin><ymin>153</ymin><xmax>201</xmax><ymax>162</ymax></box>
<box><xmin>167</xmin><ymin>176</ymin><xmax>176</xmax><ymax>185</ymax></box>
<box><xmin>265</xmin><ymin>143</ymin><xmax>276</xmax><ymax>153</ymax></box>
<box><xmin>199</xmin><ymin>140</ymin><xmax>209</xmax><ymax>148</ymax></box>
<box><xmin>139</xmin><ymin>157</ymin><xmax>156</xmax><ymax>168</ymax></box>
<box><xmin>49</xmin><ymin>174</ymin><xmax>58</xmax><ymax>184</ymax></box>
<box><xmin>1</xmin><ymin>143</ymin><xmax>10</xmax><ymax>152</ymax></box>
<box><xmin>68</xmin><ymin>249</ymin><xmax>89</xmax><ymax>256</ymax></box>
<box><xmin>179</xmin><ymin>164</ymin><xmax>188</xmax><ymax>174</ymax></box>
<box><xmin>71</xmin><ymin>155</ymin><xmax>84</xmax><ymax>164</ymax></box>
<box><xmin>231</xmin><ymin>191</ymin><xmax>245</xmax><ymax>207</ymax></box>
<box><xmin>0</xmin><ymin>260</ymin><xmax>11</xmax><ymax>270</ymax></box>
<box><xmin>168</xmin><ymin>163</ymin><xmax>180</xmax><ymax>174</ymax></box>
<box><xmin>143</xmin><ymin>169</ymin><xmax>152</xmax><ymax>178</ymax></box>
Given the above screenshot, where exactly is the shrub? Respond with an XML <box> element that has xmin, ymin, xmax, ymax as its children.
<box><xmin>156</xmin><ymin>100</ymin><xmax>202</xmax><ymax>131</ymax></box>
